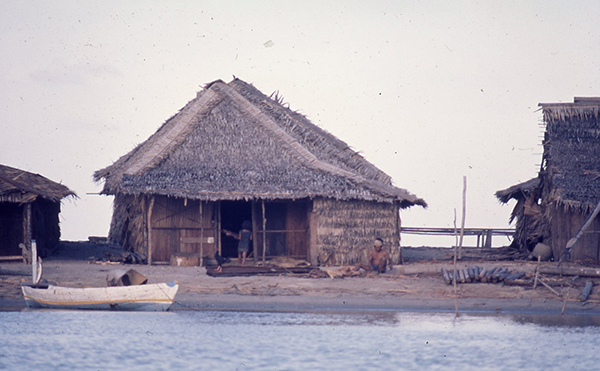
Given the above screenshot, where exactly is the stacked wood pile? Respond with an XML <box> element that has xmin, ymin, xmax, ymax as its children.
<box><xmin>441</xmin><ymin>264</ymin><xmax>597</xmax><ymax>305</ymax></box>
<box><xmin>441</xmin><ymin>266</ymin><xmax>526</xmax><ymax>285</ymax></box>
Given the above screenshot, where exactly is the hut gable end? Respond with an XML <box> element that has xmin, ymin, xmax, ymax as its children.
<box><xmin>94</xmin><ymin>78</ymin><xmax>425</xmax><ymax>207</ymax></box>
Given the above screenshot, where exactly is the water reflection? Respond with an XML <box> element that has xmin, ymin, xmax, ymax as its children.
<box><xmin>1</xmin><ymin>310</ymin><xmax>600</xmax><ymax>370</ymax></box>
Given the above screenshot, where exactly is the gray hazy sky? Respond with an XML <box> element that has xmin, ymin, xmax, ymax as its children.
<box><xmin>2</xmin><ymin>1</ymin><xmax>599</xmax><ymax>245</ymax></box>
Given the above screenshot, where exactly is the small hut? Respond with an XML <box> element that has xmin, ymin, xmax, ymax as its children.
<box><xmin>0</xmin><ymin>164</ymin><xmax>76</xmax><ymax>259</ymax></box>
<box><xmin>497</xmin><ymin>97</ymin><xmax>600</xmax><ymax>264</ymax></box>
<box><xmin>94</xmin><ymin>78</ymin><xmax>426</xmax><ymax>266</ymax></box>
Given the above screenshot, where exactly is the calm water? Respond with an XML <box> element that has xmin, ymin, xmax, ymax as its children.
<box><xmin>1</xmin><ymin>310</ymin><xmax>600</xmax><ymax>370</ymax></box>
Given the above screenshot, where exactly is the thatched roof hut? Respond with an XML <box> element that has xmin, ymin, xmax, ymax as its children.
<box><xmin>94</xmin><ymin>78</ymin><xmax>426</xmax><ymax>266</ymax></box>
<box><xmin>497</xmin><ymin>97</ymin><xmax>600</xmax><ymax>264</ymax></box>
<box><xmin>0</xmin><ymin>164</ymin><xmax>76</xmax><ymax>258</ymax></box>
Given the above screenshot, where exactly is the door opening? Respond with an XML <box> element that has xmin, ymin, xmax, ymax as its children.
<box><xmin>220</xmin><ymin>200</ymin><xmax>253</xmax><ymax>258</ymax></box>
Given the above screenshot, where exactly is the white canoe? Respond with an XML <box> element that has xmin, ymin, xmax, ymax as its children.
<box><xmin>21</xmin><ymin>281</ymin><xmax>179</xmax><ymax>311</ymax></box>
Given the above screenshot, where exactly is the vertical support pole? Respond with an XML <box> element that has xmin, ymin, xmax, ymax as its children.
<box><xmin>251</xmin><ymin>201</ymin><xmax>258</xmax><ymax>261</ymax></box>
<box><xmin>216</xmin><ymin>201</ymin><xmax>221</xmax><ymax>256</ymax></box>
<box><xmin>200</xmin><ymin>201</ymin><xmax>204</xmax><ymax>267</ymax></box>
<box><xmin>396</xmin><ymin>202</ymin><xmax>403</xmax><ymax>265</ymax></box>
<box><xmin>25</xmin><ymin>203</ymin><xmax>32</xmax><ymax>254</ymax></box>
<box><xmin>147</xmin><ymin>196</ymin><xmax>155</xmax><ymax>265</ymax></box>
<box><xmin>458</xmin><ymin>176</ymin><xmax>467</xmax><ymax>260</ymax></box>
<box><xmin>484</xmin><ymin>229</ymin><xmax>492</xmax><ymax>248</ymax></box>
<box><xmin>31</xmin><ymin>239</ymin><xmax>37</xmax><ymax>284</ymax></box>
<box><xmin>262</xmin><ymin>200</ymin><xmax>267</xmax><ymax>264</ymax></box>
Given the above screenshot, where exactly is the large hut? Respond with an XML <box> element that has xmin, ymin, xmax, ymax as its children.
<box><xmin>94</xmin><ymin>78</ymin><xmax>426</xmax><ymax>266</ymax></box>
<box><xmin>497</xmin><ymin>97</ymin><xmax>600</xmax><ymax>264</ymax></box>
<box><xmin>0</xmin><ymin>164</ymin><xmax>76</xmax><ymax>259</ymax></box>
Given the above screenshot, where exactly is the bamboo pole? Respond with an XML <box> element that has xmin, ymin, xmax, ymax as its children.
<box><xmin>25</xmin><ymin>203</ymin><xmax>32</xmax><ymax>256</ymax></box>
<box><xmin>562</xmin><ymin>288</ymin><xmax>570</xmax><ymax>316</ymax></box>
<box><xmin>396</xmin><ymin>203</ymin><xmax>403</xmax><ymax>265</ymax></box>
<box><xmin>537</xmin><ymin>277</ymin><xmax>562</xmax><ymax>297</ymax></box>
<box><xmin>533</xmin><ymin>256</ymin><xmax>541</xmax><ymax>289</ymax></box>
<box><xmin>262</xmin><ymin>200</ymin><xmax>267</xmax><ymax>264</ymax></box>
<box><xmin>216</xmin><ymin>201</ymin><xmax>221</xmax><ymax>256</ymax></box>
<box><xmin>452</xmin><ymin>209</ymin><xmax>458</xmax><ymax>314</ymax></box>
<box><xmin>147</xmin><ymin>196</ymin><xmax>155</xmax><ymax>265</ymax></box>
<box><xmin>458</xmin><ymin>176</ymin><xmax>467</xmax><ymax>259</ymax></box>
<box><xmin>199</xmin><ymin>201</ymin><xmax>204</xmax><ymax>267</ymax></box>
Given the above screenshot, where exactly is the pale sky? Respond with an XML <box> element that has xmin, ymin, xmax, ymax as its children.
<box><xmin>2</xmin><ymin>1</ymin><xmax>599</xmax><ymax>246</ymax></box>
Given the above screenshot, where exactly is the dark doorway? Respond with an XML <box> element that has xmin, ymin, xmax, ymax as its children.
<box><xmin>220</xmin><ymin>201</ymin><xmax>253</xmax><ymax>258</ymax></box>
<box><xmin>0</xmin><ymin>203</ymin><xmax>22</xmax><ymax>256</ymax></box>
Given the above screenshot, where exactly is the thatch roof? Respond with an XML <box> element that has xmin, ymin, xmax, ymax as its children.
<box><xmin>0</xmin><ymin>164</ymin><xmax>76</xmax><ymax>203</ymax></box>
<box><xmin>94</xmin><ymin>78</ymin><xmax>426</xmax><ymax>208</ymax></box>
<box><xmin>495</xmin><ymin>178</ymin><xmax>540</xmax><ymax>204</ymax></box>
<box><xmin>538</xmin><ymin>97</ymin><xmax>600</xmax><ymax>211</ymax></box>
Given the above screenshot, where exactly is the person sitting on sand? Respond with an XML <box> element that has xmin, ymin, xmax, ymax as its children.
<box><xmin>355</xmin><ymin>238</ymin><xmax>393</xmax><ymax>273</ymax></box>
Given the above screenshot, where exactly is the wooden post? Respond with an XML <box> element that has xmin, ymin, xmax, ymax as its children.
<box><xmin>262</xmin><ymin>200</ymin><xmax>267</xmax><ymax>264</ymax></box>
<box><xmin>25</xmin><ymin>203</ymin><xmax>32</xmax><ymax>254</ymax></box>
<box><xmin>458</xmin><ymin>176</ymin><xmax>467</xmax><ymax>259</ymax></box>
<box><xmin>396</xmin><ymin>203</ymin><xmax>403</xmax><ymax>265</ymax></box>
<box><xmin>533</xmin><ymin>255</ymin><xmax>541</xmax><ymax>289</ymax></box>
<box><xmin>147</xmin><ymin>196</ymin><xmax>155</xmax><ymax>265</ymax></box>
<box><xmin>200</xmin><ymin>201</ymin><xmax>204</xmax><ymax>267</ymax></box>
<box><xmin>578</xmin><ymin>281</ymin><xmax>593</xmax><ymax>302</ymax></box>
<box><xmin>31</xmin><ymin>239</ymin><xmax>37</xmax><ymax>284</ymax></box>
<box><xmin>216</xmin><ymin>201</ymin><xmax>221</xmax><ymax>256</ymax></box>
<box><xmin>452</xmin><ymin>208</ymin><xmax>458</xmax><ymax>311</ymax></box>
<box><xmin>252</xmin><ymin>201</ymin><xmax>258</xmax><ymax>261</ymax></box>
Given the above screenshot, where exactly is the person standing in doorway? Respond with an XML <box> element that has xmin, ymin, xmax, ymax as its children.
<box><xmin>223</xmin><ymin>220</ymin><xmax>253</xmax><ymax>266</ymax></box>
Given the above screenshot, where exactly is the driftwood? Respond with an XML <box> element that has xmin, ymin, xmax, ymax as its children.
<box><xmin>578</xmin><ymin>281</ymin><xmax>593</xmax><ymax>302</ymax></box>
<box><xmin>503</xmin><ymin>278</ymin><xmax>533</xmax><ymax>287</ymax></box>
<box><xmin>537</xmin><ymin>277</ymin><xmax>562</xmax><ymax>297</ymax></box>
<box><xmin>539</xmin><ymin>266</ymin><xmax>600</xmax><ymax>278</ymax></box>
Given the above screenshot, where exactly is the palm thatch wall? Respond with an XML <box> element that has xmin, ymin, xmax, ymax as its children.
<box><xmin>95</xmin><ymin>78</ymin><xmax>425</xmax><ymax>265</ymax></box>
<box><xmin>497</xmin><ymin>97</ymin><xmax>600</xmax><ymax>264</ymax></box>
<box><xmin>312</xmin><ymin>198</ymin><xmax>401</xmax><ymax>266</ymax></box>
<box><xmin>0</xmin><ymin>164</ymin><xmax>76</xmax><ymax>257</ymax></box>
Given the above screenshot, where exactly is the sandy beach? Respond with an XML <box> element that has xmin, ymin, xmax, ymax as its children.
<box><xmin>2</xmin><ymin>241</ymin><xmax>600</xmax><ymax>315</ymax></box>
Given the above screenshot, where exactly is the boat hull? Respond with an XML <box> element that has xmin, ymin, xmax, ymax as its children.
<box><xmin>21</xmin><ymin>281</ymin><xmax>179</xmax><ymax>311</ymax></box>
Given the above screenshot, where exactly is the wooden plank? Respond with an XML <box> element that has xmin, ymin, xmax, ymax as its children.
<box><xmin>180</xmin><ymin>237</ymin><xmax>215</xmax><ymax>244</ymax></box>
<box><xmin>539</xmin><ymin>266</ymin><xmax>600</xmax><ymax>277</ymax></box>
<box><xmin>206</xmin><ymin>265</ymin><xmax>314</xmax><ymax>277</ymax></box>
<box><xmin>0</xmin><ymin>255</ymin><xmax>23</xmax><ymax>261</ymax></box>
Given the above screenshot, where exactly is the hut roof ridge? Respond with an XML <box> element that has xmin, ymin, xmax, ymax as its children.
<box><xmin>94</xmin><ymin>78</ymin><xmax>425</xmax><ymax>207</ymax></box>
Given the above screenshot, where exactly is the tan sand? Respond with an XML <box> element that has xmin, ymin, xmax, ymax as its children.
<box><xmin>2</xmin><ymin>242</ymin><xmax>599</xmax><ymax>315</ymax></box>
